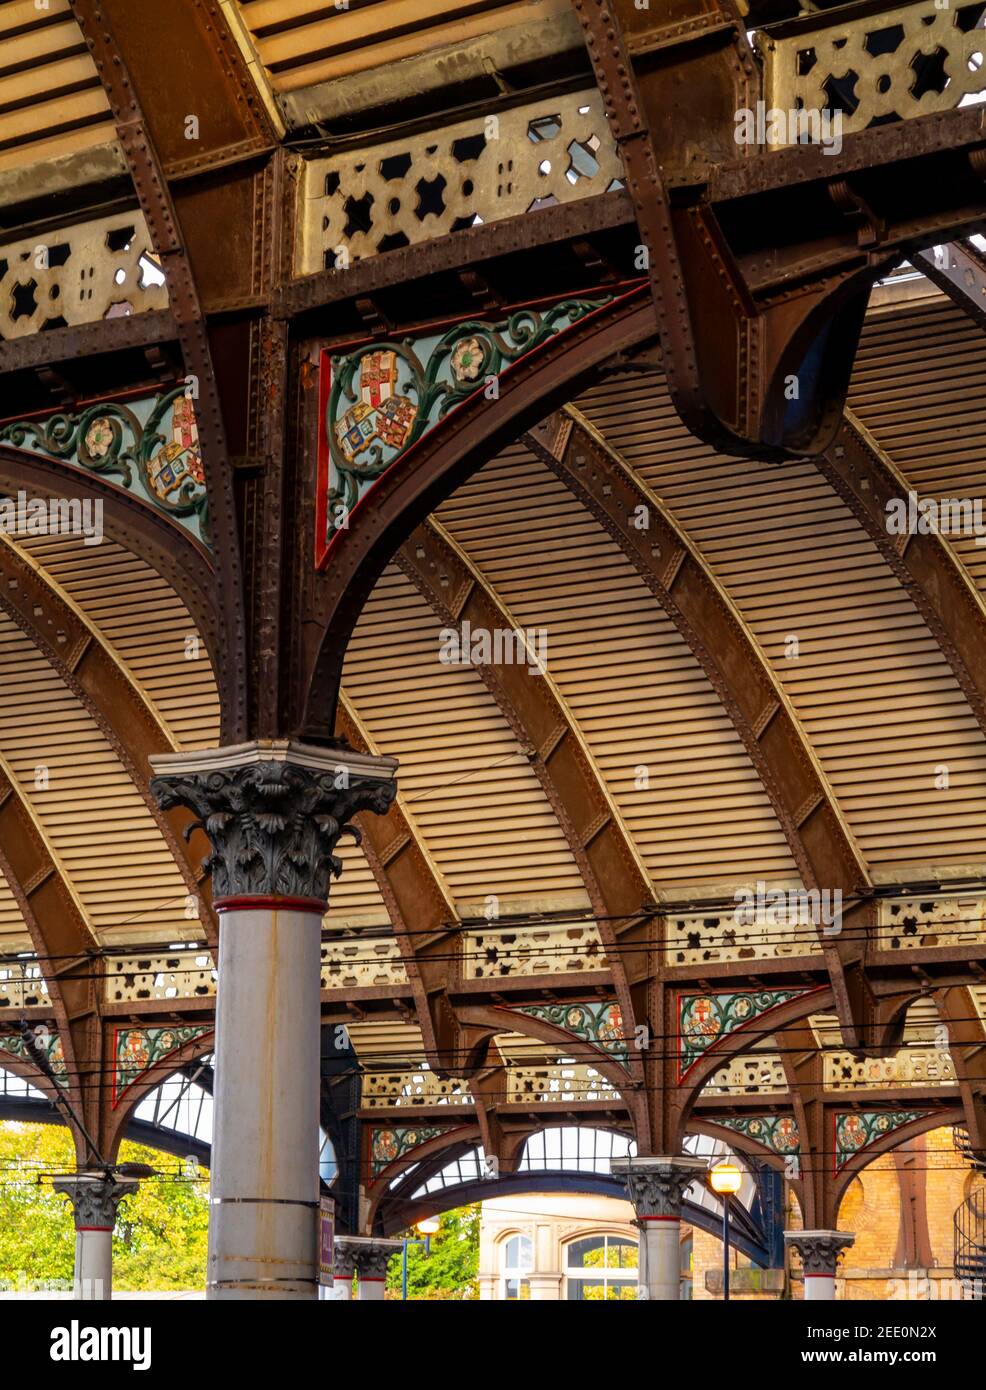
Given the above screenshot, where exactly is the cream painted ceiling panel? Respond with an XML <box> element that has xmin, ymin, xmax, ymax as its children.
<box><xmin>851</xmin><ymin>297</ymin><xmax>986</xmax><ymax>601</ymax></box>
<box><xmin>17</xmin><ymin>535</ymin><xmax>220</xmax><ymax>752</ymax></box>
<box><xmin>342</xmin><ymin>563</ymin><xmax>587</xmax><ymax>909</ymax></box>
<box><xmin>577</xmin><ymin>375</ymin><xmax>986</xmax><ymax>878</ymax></box>
<box><xmin>0</xmin><ymin>0</ymin><xmax>115</xmax><ymax>173</ymax></box>
<box><xmin>0</xmin><ymin>610</ymin><xmax>193</xmax><ymax>944</ymax></box>
<box><xmin>436</xmin><ymin>444</ymin><xmax>799</xmax><ymax>894</ymax></box>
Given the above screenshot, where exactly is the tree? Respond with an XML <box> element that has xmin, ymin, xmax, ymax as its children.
<box><xmin>385</xmin><ymin>1205</ymin><xmax>481</xmax><ymax>1300</ymax></box>
<box><xmin>0</xmin><ymin>1121</ymin><xmax>209</xmax><ymax>1292</ymax></box>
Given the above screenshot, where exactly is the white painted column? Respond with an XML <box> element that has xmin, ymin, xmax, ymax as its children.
<box><xmin>151</xmin><ymin>740</ymin><xmax>398</xmax><ymax>1303</ymax></box>
<box><xmin>52</xmin><ymin>1174</ymin><xmax>139</xmax><ymax>1300</ymax></box>
<box><xmin>785</xmin><ymin>1230</ymin><xmax>855</xmax><ymax>1301</ymax></box>
<box><xmin>613</xmin><ymin>1156</ymin><xmax>708</xmax><ymax>1300</ymax></box>
<box><xmin>208</xmin><ymin>895</ymin><xmax>324</xmax><ymax>1299</ymax></box>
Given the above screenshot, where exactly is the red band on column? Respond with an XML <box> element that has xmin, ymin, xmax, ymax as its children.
<box><xmin>360</xmin><ymin>1277</ymin><xmax>386</xmax><ymax>1282</ymax></box>
<box><xmin>638</xmin><ymin>1215</ymin><xmax>681</xmax><ymax>1222</ymax></box>
<box><xmin>76</xmin><ymin>1225</ymin><xmax>113</xmax><ymax>1233</ymax></box>
<box><xmin>214</xmin><ymin>894</ymin><xmax>327</xmax><ymax>915</ymax></box>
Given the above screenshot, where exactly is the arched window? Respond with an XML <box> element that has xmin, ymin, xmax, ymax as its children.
<box><xmin>500</xmin><ymin>1233</ymin><xmax>533</xmax><ymax>1300</ymax></box>
<box><xmin>564</xmin><ymin>1233</ymin><xmax>638</xmax><ymax>1300</ymax></box>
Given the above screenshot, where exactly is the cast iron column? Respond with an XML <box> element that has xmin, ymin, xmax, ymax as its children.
<box><xmin>613</xmin><ymin>1156</ymin><xmax>708</xmax><ymax>1300</ymax></box>
<box><xmin>151</xmin><ymin>741</ymin><xmax>397</xmax><ymax>1300</ymax></box>
<box><xmin>52</xmin><ymin>1173</ymin><xmax>139</xmax><ymax>1299</ymax></box>
<box><xmin>785</xmin><ymin>1230</ymin><xmax>856</xmax><ymax>1301</ymax></box>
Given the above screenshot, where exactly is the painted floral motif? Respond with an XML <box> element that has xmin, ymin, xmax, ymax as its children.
<box><xmin>679</xmin><ymin>989</ymin><xmax>809</xmax><ymax>1075</ymax></box>
<box><xmin>84</xmin><ymin>417</ymin><xmax>113</xmax><ymax>459</ymax></box>
<box><xmin>834</xmin><ymin>1110</ymin><xmax>929</xmax><ymax>1170</ymax></box>
<box><xmin>319</xmin><ymin>295</ymin><xmax>613</xmax><ymax>556</ymax></box>
<box><xmin>450</xmin><ymin>336</ymin><xmax>485</xmax><ymax>382</ymax></box>
<box><xmin>719</xmin><ymin>1114</ymin><xmax>801</xmax><ymax>1155</ymax></box>
<box><xmin>0</xmin><ymin>387</ymin><xmax>210</xmax><ymax>546</ymax></box>
<box><xmin>370</xmin><ymin>1125</ymin><xmax>449</xmax><ymax>1176</ymax></box>
<box><xmin>113</xmin><ymin>1024</ymin><xmax>212</xmax><ymax>1107</ymax></box>
<box><xmin>514</xmin><ymin>1000</ymin><xmax>628</xmax><ymax>1064</ymax></box>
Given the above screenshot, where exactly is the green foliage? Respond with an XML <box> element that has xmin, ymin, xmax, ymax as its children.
<box><xmin>385</xmin><ymin>1205</ymin><xmax>480</xmax><ymax>1300</ymax></box>
<box><xmin>0</xmin><ymin>1121</ymin><xmax>209</xmax><ymax>1292</ymax></box>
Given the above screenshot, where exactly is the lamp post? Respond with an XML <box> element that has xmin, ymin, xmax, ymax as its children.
<box><xmin>709</xmin><ymin>1161</ymin><xmax>743</xmax><ymax>1302</ymax></box>
<box><xmin>402</xmin><ymin>1215</ymin><xmax>440</xmax><ymax>1300</ymax></box>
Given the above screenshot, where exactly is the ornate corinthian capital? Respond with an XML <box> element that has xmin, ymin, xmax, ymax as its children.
<box><xmin>52</xmin><ymin>1174</ymin><xmax>140</xmax><ymax>1230</ymax></box>
<box><xmin>784</xmin><ymin>1229</ymin><xmax>855</xmax><ymax>1277</ymax></box>
<box><xmin>150</xmin><ymin>741</ymin><xmax>398</xmax><ymax>903</ymax></box>
<box><xmin>334</xmin><ymin>1236</ymin><xmax>404</xmax><ymax>1279</ymax></box>
<box><xmin>612</xmin><ymin>1156</ymin><xmax>709</xmax><ymax>1218</ymax></box>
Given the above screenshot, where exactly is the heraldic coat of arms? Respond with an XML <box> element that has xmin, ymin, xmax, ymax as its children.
<box><xmin>334</xmin><ymin>349</ymin><xmax>416</xmax><ymax>467</ymax></box>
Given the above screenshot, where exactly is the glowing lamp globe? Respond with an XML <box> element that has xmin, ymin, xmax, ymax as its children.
<box><xmin>709</xmin><ymin>1161</ymin><xmax>743</xmax><ymax>1196</ymax></box>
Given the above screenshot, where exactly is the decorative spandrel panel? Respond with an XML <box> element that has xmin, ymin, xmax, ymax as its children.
<box><xmin>297</xmin><ymin>89</ymin><xmax>623</xmax><ymax>272</ymax></box>
<box><xmin>511</xmin><ymin>1002</ymin><xmax>628</xmax><ymax>1065</ymax></box>
<box><xmin>834</xmin><ymin>1110</ymin><xmax>932</xmax><ymax>1171</ymax></box>
<box><xmin>678</xmin><ymin>988</ymin><xmax>816</xmax><ymax>1078</ymax></box>
<box><xmin>370</xmin><ymin>1125</ymin><xmax>454</xmax><ymax>1178</ymax></box>
<box><xmin>0</xmin><ymin>212</ymin><xmax>168</xmax><ymax>340</ymax></box>
<box><xmin>717</xmin><ymin>1114</ymin><xmax>801</xmax><ymax>1156</ymax></box>
<box><xmin>0</xmin><ymin>1028</ymin><xmax>66</xmax><ymax>1085</ymax></box>
<box><xmin>0</xmin><ymin>387</ymin><xmax>211</xmax><ymax>549</ymax></box>
<box><xmin>112</xmin><ymin>1025</ymin><xmax>213</xmax><ymax>1108</ymax></box>
<box><xmin>760</xmin><ymin>0</ymin><xmax>986</xmax><ymax>141</ymax></box>
<box><xmin>315</xmin><ymin>294</ymin><xmax>617</xmax><ymax>567</ymax></box>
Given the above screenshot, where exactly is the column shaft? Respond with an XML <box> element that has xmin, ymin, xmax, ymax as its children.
<box><xmin>209</xmin><ymin>900</ymin><xmax>323</xmax><ymax>1300</ymax></box>
<box><xmin>74</xmin><ymin>1228</ymin><xmax>112</xmax><ymax>1300</ymax></box>
<box><xmin>640</xmin><ymin>1218</ymin><xmax>682</xmax><ymax>1301</ymax></box>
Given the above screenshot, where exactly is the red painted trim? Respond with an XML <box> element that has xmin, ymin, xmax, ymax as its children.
<box><xmin>638</xmin><ymin>1215</ymin><xmax>681</xmax><ymax>1222</ymax></box>
<box><xmin>214</xmin><ymin>894</ymin><xmax>327</xmax><ymax>915</ymax></box>
<box><xmin>314</xmin><ymin>283</ymin><xmax>649</xmax><ymax>571</ymax></box>
<box><xmin>804</xmin><ymin>1274</ymin><xmax>835</xmax><ymax>1279</ymax></box>
<box><xmin>76</xmin><ymin>1225</ymin><xmax>113</xmax><ymax>1233</ymax></box>
<box><xmin>360</xmin><ymin>1276</ymin><xmax>386</xmax><ymax>1282</ymax></box>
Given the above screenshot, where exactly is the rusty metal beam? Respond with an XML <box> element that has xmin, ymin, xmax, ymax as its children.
<box><xmin>911</xmin><ymin>239</ymin><xmax>986</xmax><ymax>335</ymax></box>
<box><xmin>570</xmin><ymin>0</ymin><xmax>986</xmax><ymax>456</ymax></box>
<box><xmin>0</xmin><ymin>445</ymin><xmax>222</xmax><ymax>698</ymax></box>
<box><xmin>69</xmin><ymin>0</ymin><xmax>261</xmax><ymax>742</ymax></box>
<box><xmin>0</xmin><ymin>533</ymin><xmax>216</xmax><ymax>946</ymax></box>
<box><xmin>274</xmin><ymin>190</ymin><xmax>636</xmax><ymax>322</ymax></box>
<box><xmin>0</xmin><ymin>310</ymin><xmax>179</xmax><ymax>377</ymax></box>
<box><xmin>525</xmin><ymin>408</ymin><xmax>880</xmax><ymax>1052</ymax></box>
